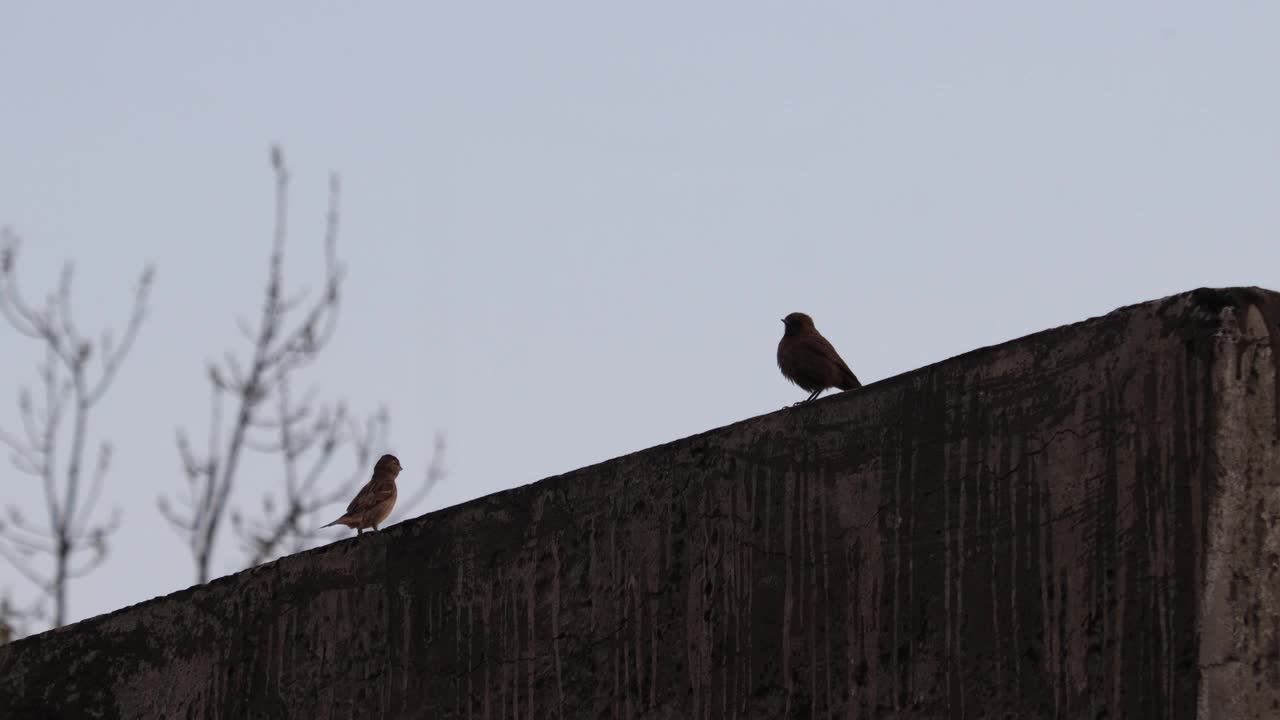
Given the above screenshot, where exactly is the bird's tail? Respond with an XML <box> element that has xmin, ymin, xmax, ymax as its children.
<box><xmin>839</xmin><ymin>371</ymin><xmax>862</xmax><ymax>391</ymax></box>
<box><xmin>320</xmin><ymin>515</ymin><xmax>346</xmax><ymax>530</ymax></box>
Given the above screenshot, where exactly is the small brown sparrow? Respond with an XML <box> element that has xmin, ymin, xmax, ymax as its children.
<box><xmin>777</xmin><ymin>312</ymin><xmax>861</xmax><ymax>404</ymax></box>
<box><xmin>321</xmin><ymin>454</ymin><xmax>402</xmax><ymax>536</ymax></box>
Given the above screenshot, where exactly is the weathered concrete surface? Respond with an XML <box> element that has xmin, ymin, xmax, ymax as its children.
<box><xmin>2</xmin><ymin>288</ymin><xmax>1279</xmax><ymax>719</ymax></box>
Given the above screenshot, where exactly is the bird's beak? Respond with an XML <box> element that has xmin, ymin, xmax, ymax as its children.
<box><xmin>779</xmin><ymin>318</ymin><xmax>785</xmax><ymax>323</ymax></box>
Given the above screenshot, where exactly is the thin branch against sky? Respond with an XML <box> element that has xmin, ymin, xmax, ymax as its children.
<box><xmin>158</xmin><ymin>147</ymin><xmax>446</xmax><ymax>582</ymax></box>
<box><xmin>0</xmin><ymin>229</ymin><xmax>153</xmax><ymax>629</ymax></box>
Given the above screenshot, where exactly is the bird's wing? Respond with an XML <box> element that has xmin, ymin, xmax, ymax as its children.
<box><xmin>797</xmin><ymin>334</ymin><xmax>861</xmax><ymax>386</ymax></box>
<box><xmin>346</xmin><ymin>476</ymin><xmax>396</xmax><ymax>515</ymax></box>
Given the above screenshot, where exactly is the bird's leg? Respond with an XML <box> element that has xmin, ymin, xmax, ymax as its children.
<box><xmin>373</xmin><ymin>524</ymin><xmax>380</xmax><ymax>532</ymax></box>
<box><xmin>357</xmin><ymin>528</ymin><xmax>364</xmax><ymax>537</ymax></box>
<box><xmin>793</xmin><ymin>389</ymin><xmax>821</xmax><ymax>406</ymax></box>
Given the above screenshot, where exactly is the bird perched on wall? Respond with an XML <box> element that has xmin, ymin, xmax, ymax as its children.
<box><xmin>321</xmin><ymin>454</ymin><xmax>402</xmax><ymax>536</ymax></box>
<box><xmin>777</xmin><ymin>312</ymin><xmax>862</xmax><ymax>404</ymax></box>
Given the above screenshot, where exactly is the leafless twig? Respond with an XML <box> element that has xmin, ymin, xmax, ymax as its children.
<box><xmin>160</xmin><ymin>146</ymin><xmax>447</xmax><ymax>580</ymax></box>
<box><xmin>232</xmin><ymin>377</ymin><xmax>391</xmax><ymax>565</ymax></box>
<box><xmin>0</xmin><ymin>228</ymin><xmax>152</xmax><ymax>628</ymax></box>
<box><xmin>0</xmin><ymin>590</ymin><xmax>44</xmax><ymax>643</ymax></box>
<box><xmin>393</xmin><ymin>433</ymin><xmax>447</xmax><ymax>520</ymax></box>
<box><xmin>159</xmin><ymin>146</ymin><xmax>347</xmax><ymax>583</ymax></box>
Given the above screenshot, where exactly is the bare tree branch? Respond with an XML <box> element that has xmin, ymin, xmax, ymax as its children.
<box><xmin>162</xmin><ymin>147</ymin><xmax>379</xmax><ymax>582</ymax></box>
<box><xmin>235</xmin><ymin>371</ymin><xmax>390</xmax><ymax>567</ymax></box>
<box><xmin>0</xmin><ymin>591</ymin><xmax>46</xmax><ymax>644</ymax></box>
<box><xmin>2</xmin><ymin>530</ymin><xmax>54</xmax><ymax>556</ymax></box>
<box><xmin>396</xmin><ymin>434</ymin><xmax>448</xmax><ymax>515</ymax></box>
<box><xmin>71</xmin><ymin>442</ymin><xmax>111</xmax><ymax>540</ymax></box>
<box><xmin>154</xmin><ymin>147</ymin><xmax>448</xmax><ymax>581</ymax></box>
<box><xmin>0</xmin><ymin>229</ymin><xmax>152</xmax><ymax>628</ymax></box>
<box><xmin>0</xmin><ymin>536</ymin><xmax>50</xmax><ymax>591</ymax></box>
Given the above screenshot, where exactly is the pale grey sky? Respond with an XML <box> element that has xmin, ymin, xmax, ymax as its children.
<box><xmin>1</xmin><ymin>2</ymin><xmax>1278</xmax><ymax>629</ymax></box>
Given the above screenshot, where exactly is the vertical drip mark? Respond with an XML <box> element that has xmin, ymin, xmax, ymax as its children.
<box><xmin>943</xmin><ymin>437</ymin><xmax>955</xmax><ymax>719</ymax></box>
<box><xmin>782</xmin><ymin>467</ymin><xmax>795</xmax><ymax>715</ymax></box>
<box><xmin>498</xmin><ymin>572</ymin><xmax>509</xmax><ymax>719</ymax></box>
<box><xmin>280</xmin><ymin>610</ymin><xmax>292</xmax><ymax>711</ymax></box>
<box><xmin>1116</xmin><ymin>388</ymin><xmax>1133</xmax><ymax>718</ymax></box>
<box><xmin>764</xmin><ymin>465</ymin><xmax>774</xmax><ymax>555</ymax></box>
<box><xmin>467</xmin><ymin>596</ymin><xmax>475</xmax><ymax>720</ymax></box>
<box><xmin>551</xmin><ymin>542</ymin><xmax>565</xmax><ymax>720</ymax></box>
<box><xmin>801</xmin><ymin>468</ymin><xmax>816</xmax><ymax>714</ymax></box>
<box><xmin>685</xmin><ymin>507</ymin><xmax>699</xmax><ymax>718</ymax></box>
<box><xmin>872</xmin><ymin>500</ymin><xmax>885</xmax><ymax>718</ymax></box>
<box><xmin>456</xmin><ymin>582</ymin><xmax>465</xmax><ymax>719</ymax></box>
<box><xmin>1024</xmin><ymin>432</ymin><xmax>1041</xmax><ymax>698</ymax></box>
<box><xmin>633</xmin><ymin>575</ymin><xmax>645</xmax><ymax>720</ymax></box>
<box><xmin>264</xmin><ymin>607</ymin><xmax>279</xmax><ymax>706</ymax></box>
<box><xmin>649</xmin><ymin>556</ymin><xmax>659</xmax><ymax>713</ymax></box>
<box><xmin>612</xmin><ymin>514</ymin><xmax>622</xmax><ymax>720</ymax></box>
<box><xmin>846</xmin><ymin>541</ymin><xmax>859</xmax><ymax>720</ymax></box>
<box><xmin>890</xmin><ymin>439</ymin><xmax>902</xmax><ymax>716</ymax></box>
<box><xmin>526</xmin><ymin>568</ymin><xmax>535</xmax><ymax>720</ymax></box>
<box><xmin>871</xmin><ymin>424</ymin><xmax>893</xmax><ymax>718</ymax></box>
<box><xmin>748</xmin><ymin>470</ymin><xmax>757</xmax><ymax>720</ymax></box>
<box><xmin>1058</xmin><ymin>571</ymin><xmax>1069</xmax><ymax>720</ymax></box>
<box><xmin>1033</xmin><ymin>447</ymin><xmax>1057</xmax><ymax>720</ymax></box>
<box><xmin>482</xmin><ymin>585</ymin><xmax>493</xmax><ymax>720</ymax></box>
<box><xmin>653</xmin><ymin>490</ymin><xmax>669</xmax><ymax>713</ymax></box>
<box><xmin>622</xmin><ymin>571</ymin><xmax>632</xmax><ymax>720</ymax></box>
<box><xmin>807</xmin><ymin>467</ymin><xmax>821</xmax><ymax>715</ymax></box>
<box><xmin>588</xmin><ymin>515</ymin><xmax>598</xmax><ymax>637</ymax></box>
<box><xmin>1009</xmin><ymin>434</ymin><xmax>1021</xmax><ymax>699</ymax></box>
<box><xmin>687</xmin><ymin>488</ymin><xmax>702</xmax><ymax>720</ymax></box>
<box><xmin>512</xmin><ymin>570</ymin><xmax>522</xmax><ymax>720</ymax></box>
<box><xmin>1175</xmin><ymin>326</ymin><xmax>1206</xmax><ymax>716</ymax></box>
<box><xmin>745</xmin><ymin>469</ymin><xmax>756</xmax><ymax>720</ymax></box>
<box><xmin>724</xmin><ymin>475</ymin><xmax>736</xmax><ymax>720</ymax></box>
<box><xmin>905</xmin><ymin>422</ymin><xmax>917</xmax><ymax>712</ymax></box>
<box><xmin>711</xmin><ymin>484</ymin><xmax>722</xmax><ymax>720</ymax></box>
<box><xmin>706</xmin><ymin>484</ymin><xmax>716</xmax><ymax>720</ymax></box>
<box><xmin>636</xmin><ymin>568</ymin><xmax>647</xmax><ymax>720</ymax></box>
<box><xmin>1145</xmin><ymin>410</ymin><xmax>1172</xmax><ymax>717</ymax></box>
<box><xmin>728</xmin><ymin>479</ymin><xmax>735</xmax><ymax>720</ymax></box>
<box><xmin>989</xmin><ymin>438</ymin><xmax>1003</xmax><ymax>697</ymax></box>
<box><xmin>956</xmin><ymin>431</ymin><xmax>968</xmax><ymax>719</ymax></box>
<box><xmin>1137</xmin><ymin>374</ymin><xmax>1156</xmax><ymax>716</ymax></box>
<box><xmin>1012</xmin><ymin>430</ymin><xmax>1029</xmax><ymax>702</ymax></box>
<box><xmin>819</xmin><ymin>470</ymin><xmax>833</xmax><ymax>715</ymax></box>
<box><xmin>494</xmin><ymin>576</ymin><xmax>504</xmax><ymax>718</ymax></box>
<box><xmin>1162</xmin><ymin>420</ymin><xmax>1176</xmax><ymax>717</ymax></box>
<box><xmin>509</xmin><ymin>574</ymin><xmax>517</xmax><ymax>718</ymax></box>
<box><xmin>1102</xmin><ymin>381</ymin><xmax>1122</xmax><ymax>717</ymax></box>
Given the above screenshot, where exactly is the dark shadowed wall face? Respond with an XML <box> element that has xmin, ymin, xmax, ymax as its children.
<box><xmin>2</xmin><ymin>289</ymin><xmax>1279</xmax><ymax>719</ymax></box>
<box><xmin>3</xmin><ymin>3</ymin><xmax>1280</xmax><ymax>631</ymax></box>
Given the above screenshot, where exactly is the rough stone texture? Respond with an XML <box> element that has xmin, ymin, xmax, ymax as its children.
<box><xmin>2</xmin><ymin>288</ymin><xmax>1279</xmax><ymax>720</ymax></box>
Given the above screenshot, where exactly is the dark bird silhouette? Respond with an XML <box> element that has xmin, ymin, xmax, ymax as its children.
<box><xmin>777</xmin><ymin>312</ymin><xmax>861</xmax><ymax>405</ymax></box>
<box><xmin>321</xmin><ymin>454</ymin><xmax>402</xmax><ymax>536</ymax></box>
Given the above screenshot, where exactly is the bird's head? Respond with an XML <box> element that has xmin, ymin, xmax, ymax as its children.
<box><xmin>781</xmin><ymin>312</ymin><xmax>816</xmax><ymax>335</ymax></box>
<box><xmin>374</xmin><ymin>454</ymin><xmax>404</xmax><ymax>478</ymax></box>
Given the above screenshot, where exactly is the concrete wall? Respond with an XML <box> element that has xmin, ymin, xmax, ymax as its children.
<box><xmin>2</xmin><ymin>288</ymin><xmax>1278</xmax><ymax>719</ymax></box>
